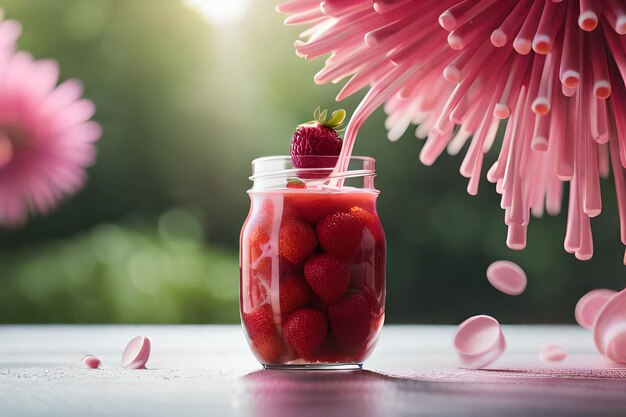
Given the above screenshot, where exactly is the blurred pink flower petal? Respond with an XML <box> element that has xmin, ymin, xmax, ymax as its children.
<box><xmin>279</xmin><ymin>0</ymin><xmax>626</xmax><ymax>261</ymax></box>
<box><xmin>0</xmin><ymin>18</ymin><xmax>21</xmax><ymax>53</ymax></box>
<box><xmin>0</xmin><ymin>47</ymin><xmax>101</xmax><ymax>226</ymax></box>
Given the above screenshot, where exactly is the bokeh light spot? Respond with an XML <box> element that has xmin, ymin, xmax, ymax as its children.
<box><xmin>183</xmin><ymin>0</ymin><xmax>249</xmax><ymax>26</ymax></box>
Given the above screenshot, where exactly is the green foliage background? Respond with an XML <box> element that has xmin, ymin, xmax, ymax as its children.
<box><xmin>0</xmin><ymin>0</ymin><xmax>623</xmax><ymax>324</ymax></box>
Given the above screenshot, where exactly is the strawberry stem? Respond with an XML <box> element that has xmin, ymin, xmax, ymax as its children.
<box><xmin>310</xmin><ymin>107</ymin><xmax>346</xmax><ymax>130</ymax></box>
<box><xmin>303</xmin><ymin>108</ymin><xmax>347</xmax><ymax>131</ymax></box>
<box><xmin>324</xmin><ymin>109</ymin><xmax>346</xmax><ymax>129</ymax></box>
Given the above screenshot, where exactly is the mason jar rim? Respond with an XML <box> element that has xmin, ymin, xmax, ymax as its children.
<box><xmin>249</xmin><ymin>155</ymin><xmax>375</xmax><ymax>183</ymax></box>
<box><xmin>251</xmin><ymin>155</ymin><xmax>374</xmax><ymax>164</ymax></box>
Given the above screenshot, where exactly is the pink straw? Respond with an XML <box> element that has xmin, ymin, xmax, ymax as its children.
<box><xmin>491</xmin><ymin>0</ymin><xmax>532</xmax><ymax>47</ymax></box>
<box><xmin>513</xmin><ymin>0</ymin><xmax>545</xmax><ymax>55</ymax></box>
<box><xmin>578</xmin><ymin>0</ymin><xmax>600</xmax><ymax>31</ymax></box>
<box><xmin>532</xmin><ymin>0</ymin><xmax>565</xmax><ymax>55</ymax></box>
<box><xmin>604</xmin><ymin>0</ymin><xmax>626</xmax><ymax>35</ymax></box>
<box><xmin>559</xmin><ymin>1</ymin><xmax>581</xmax><ymax>88</ymax></box>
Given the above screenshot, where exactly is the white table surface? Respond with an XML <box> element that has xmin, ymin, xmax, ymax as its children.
<box><xmin>1</xmin><ymin>325</ymin><xmax>625</xmax><ymax>416</ymax></box>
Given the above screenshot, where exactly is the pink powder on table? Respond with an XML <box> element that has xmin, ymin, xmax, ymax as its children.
<box><xmin>539</xmin><ymin>344</ymin><xmax>568</xmax><ymax>362</ymax></box>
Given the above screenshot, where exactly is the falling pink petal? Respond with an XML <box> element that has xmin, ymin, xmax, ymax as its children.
<box><xmin>454</xmin><ymin>315</ymin><xmax>506</xmax><ymax>369</ymax></box>
<box><xmin>82</xmin><ymin>355</ymin><xmax>101</xmax><ymax>369</ymax></box>
<box><xmin>486</xmin><ymin>260</ymin><xmax>527</xmax><ymax>296</ymax></box>
<box><xmin>278</xmin><ymin>0</ymin><xmax>626</xmax><ymax>262</ymax></box>
<box><xmin>122</xmin><ymin>336</ymin><xmax>151</xmax><ymax>369</ymax></box>
<box><xmin>539</xmin><ymin>344</ymin><xmax>568</xmax><ymax>362</ymax></box>
<box><xmin>593</xmin><ymin>289</ymin><xmax>626</xmax><ymax>364</ymax></box>
<box><xmin>575</xmin><ymin>288</ymin><xmax>617</xmax><ymax>329</ymax></box>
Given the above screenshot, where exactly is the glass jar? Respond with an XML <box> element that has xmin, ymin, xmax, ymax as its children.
<box><xmin>240</xmin><ymin>156</ymin><xmax>386</xmax><ymax>369</ymax></box>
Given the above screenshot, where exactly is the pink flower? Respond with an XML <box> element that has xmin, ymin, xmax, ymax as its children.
<box><xmin>0</xmin><ymin>30</ymin><xmax>101</xmax><ymax>226</ymax></box>
<box><xmin>0</xmin><ymin>15</ymin><xmax>20</xmax><ymax>53</ymax></box>
<box><xmin>278</xmin><ymin>0</ymin><xmax>626</xmax><ymax>262</ymax></box>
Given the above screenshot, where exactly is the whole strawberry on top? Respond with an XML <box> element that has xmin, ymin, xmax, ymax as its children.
<box><xmin>290</xmin><ymin>107</ymin><xmax>346</xmax><ymax>171</ymax></box>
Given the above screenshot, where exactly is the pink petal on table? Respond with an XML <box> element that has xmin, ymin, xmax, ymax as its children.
<box><xmin>593</xmin><ymin>289</ymin><xmax>626</xmax><ymax>364</ymax></box>
<box><xmin>82</xmin><ymin>355</ymin><xmax>101</xmax><ymax>369</ymax></box>
<box><xmin>486</xmin><ymin>260</ymin><xmax>527</xmax><ymax>296</ymax></box>
<box><xmin>539</xmin><ymin>344</ymin><xmax>568</xmax><ymax>362</ymax></box>
<box><xmin>575</xmin><ymin>289</ymin><xmax>617</xmax><ymax>329</ymax></box>
<box><xmin>454</xmin><ymin>315</ymin><xmax>506</xmax><ymax>369</ymax></box>
<box><xmin>121</xmin><ymin>336</ymin><xmax>151</xmax><ymax>369</ymax></box>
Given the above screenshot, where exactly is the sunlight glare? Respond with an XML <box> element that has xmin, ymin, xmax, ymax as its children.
<box><xmin>184</xmin><ymin>0</ymin><xmax>249</xmax><ymax>26</ymax></box>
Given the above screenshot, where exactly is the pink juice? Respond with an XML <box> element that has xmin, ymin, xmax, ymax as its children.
<box><xmin>240</xmin><ymin>157</ymin><xmax>385</xmax><ymax>368</ymax></box>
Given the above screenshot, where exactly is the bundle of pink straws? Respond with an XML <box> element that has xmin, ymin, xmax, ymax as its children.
<box><xmin>278</xmin><ymin>0</ymin><xmax>626</xmax><ymax>262</ymax></box>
